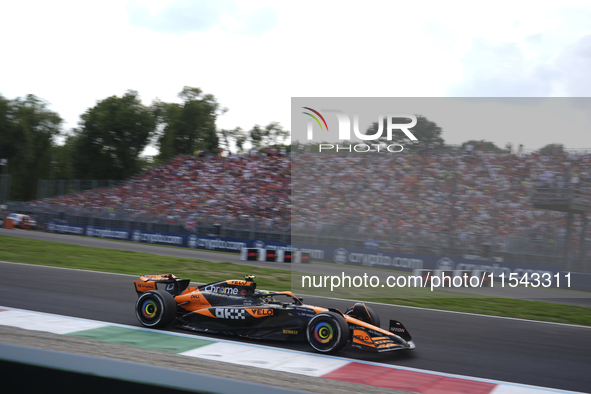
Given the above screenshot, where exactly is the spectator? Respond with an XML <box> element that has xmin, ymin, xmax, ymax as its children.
<box><xmin>30</xmin><ymin>148</ymin><xmax>591</xmax><ymax>256</ymax></box>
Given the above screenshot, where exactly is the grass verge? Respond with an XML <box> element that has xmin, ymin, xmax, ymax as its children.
<box><xmin>0</xmin><ymin>235</ymin><xmax>290</xmax><ymax>290</ymax></box>
<box><xmin>1</xmin><ymin>235</ymin><xmax>590</xmax><ymax>327</ymax></box>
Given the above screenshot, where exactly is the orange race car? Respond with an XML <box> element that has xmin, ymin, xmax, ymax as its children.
<box><xmin>134</xmin><ymin>274</ymin><xmax>415</xmax><ymax>354</ymax></box>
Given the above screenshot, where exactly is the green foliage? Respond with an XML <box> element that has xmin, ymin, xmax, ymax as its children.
<box><xmin>72</xmin><ymin>90</ymin><xmax>155</xmax><ymax>180</ymax></box>
<box><xmin>461</xmin><ymin>140</ymin><xmax>504</xmax><ymax>152</ymax></box>
<box><xmin>218</xmin><ymin>127</ymin><xmax>249</xmax><ymax>154</ymax></box>
<box><xmin>248</xmin><ymin>122</ymin><xmax>289</xmax><ymax>149</ymax></box>
<box><xmin>234</xmin><ymin>128</ymin><xmax>247</xmax><ymax>153</ymax></box>
<box><xmin>136</xmin><ymin>155</ymin><xmax>159</xmax><ymax>173</ymax></box>
<box><xmin>0</xmin><ymin>94</ymin><xmax>63</xmax><ymax>200</ymax></box>
<box><xmin>153</xmin><ymin>100</ymin><xmax>182</xmax><ymax>160</ymax></box>
<box><xmin>0</xmin><ymin>95</ymin><xmax>17</xmax><ymax>159</ymax></box>
<box><xmin>538</xmin><ymin>143</ymin><xmax>564</xmax><ymax>155</ymax></box>
<box><xmin>0</xmin><ymin>235</ymin><xmax>292</xmax><ymax>290</ymax></box>
<box><xmin>156</xmin><ymin>87</ymin><xmax>221</xmax><ymax>161</ymax></box>
<box><xmin>249</xmin><ymin>124</ymin><xmax>264</xmax><ymax>148</ymax></box>
<box><xmin>49</xmin><ymin>134</ymin><xmax>77</xmax><ymax>180</ymax></box>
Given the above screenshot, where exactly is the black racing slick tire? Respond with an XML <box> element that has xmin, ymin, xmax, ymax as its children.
<box><xmin>135</xmin><ymin>290</ymin><xmax>177</xmax><ymax>328</ymax></box>
<box><xmin>345</xmin><ymin>304</ymin><xmax>381</xmax><ymax>328</ymax></box>
<box><xmin>307</xmin><ymin>312</ymin><xmax>349</xmax><ymax>354</ymax></box>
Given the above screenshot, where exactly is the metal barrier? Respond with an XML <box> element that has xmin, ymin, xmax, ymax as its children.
<box><xmin>5</xmin><ymin>201</ymin><xmax>291</xmax><ymax>244</ymax></box>
<box><xmin>531</xmin><ymin>186</ymin><xmax>591</xmax><ymax>208</ymax></box>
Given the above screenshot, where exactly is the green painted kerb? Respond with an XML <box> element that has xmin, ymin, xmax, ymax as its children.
<box><xmin>66</xmin><ymin>326</ymin><xmax>213</xmax><ymax>353</ymax></box>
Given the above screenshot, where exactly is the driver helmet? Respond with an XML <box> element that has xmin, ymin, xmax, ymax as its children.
<box><xmin>255</xmin><ymin>289</ymin><xmax>275</xmax><ymax>303</ymax></box>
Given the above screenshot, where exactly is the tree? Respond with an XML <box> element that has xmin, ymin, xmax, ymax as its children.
<box><xmin>154</xmin><ymin>101</ymin><xmax>182</xmax><ymax>161</ymax></box>
<box><xmin>365</xmin><ymin>114</ymin><xmax>444</xmax><ymax>150</ymax></box>
<box><xmin>235</xmin><ymin>130</ymin><xmax>247</xmax><ymax>153</ymax></box>
<box><xmin>218</xmin><ymin>127</ymin><xmax>249</xmax><ymax>154</ymax></box>
<box><xmin>0</xmin><ymin>94</ymin><xmax>62</xmax><ymax>200</ymax></box>
<box><xmin>0</xmin><ymin>94</ymin><xmax>18</xmax><ymax>160</ymax></box>
<box><xmin>249</xmin><ymin>124</ymin><xmax>264</xmax><ymax>149</ymax></box>
<box><xmin>49</xmin><ymin>133</ymin><xmax>77</xmax><ymax>180</ymax></box>
<box><xmin>538</xmin><ymin>143</ymin><xmax>564</xmax><ymax>155</ymax></box>
<box><xmin>73</xmin><ymin>90</ymin><xmax>155</xmax><ymax>180</ymax></box>
<box><xmin>156</xmin><ymin>87</ymin><xmax>222</xmax><ymax>160</ymax></box>
<box><xmin>264</xmin><ymin>122</ymin><xmax>290</xmax><ymax>146</ymax></box>
<box><xmin>248</xmin><ymin>122</ymin><xmax>289</xmax><ymax>149</ymax></box>
<box><xmin>460</xmin><ymin>140</ymin><xmax>503</xmax><ymax>152</ymax></box>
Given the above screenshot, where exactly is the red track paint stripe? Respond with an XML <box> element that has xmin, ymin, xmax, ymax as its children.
<box><xmin>0</xmin><ymin>309</ymin><xmax>8</xmax><ymax>312</ymax></box>
<box><xmin>322</xmin><ymin>363</ymin><xmax>496</xmax><ymax>394</ymax></box>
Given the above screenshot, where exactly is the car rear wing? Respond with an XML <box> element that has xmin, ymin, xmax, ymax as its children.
<box><xmin>134</xmin><ymin>274</ymin><xmax>190</xmax><ymax>297</ymax></box>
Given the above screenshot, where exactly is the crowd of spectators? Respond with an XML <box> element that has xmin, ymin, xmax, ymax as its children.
<box><xmin>292</xmin><ymin>148</ymin><xmax>591</xmax><ymax>256</ymax></box>
<box><xmin>29</xmin><ymin>148</ymin><xmax>591</xmax><ymax>256</ymax></box>
<box><xmin>31</xmin><ymin>154</ymin><xmax>291</xmax><ymax>231</ymax></box>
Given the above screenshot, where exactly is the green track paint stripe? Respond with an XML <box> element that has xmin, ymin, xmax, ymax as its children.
<box><xmin>66</xmin><ymin>326</ymin><xmax>213</xmax><ymax>353</ymax></box>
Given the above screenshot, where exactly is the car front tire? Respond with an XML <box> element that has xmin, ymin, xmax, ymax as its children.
<box><xmin>306</xmin><ymin>312</ymin><xmax>349</xmax><ymax>354</ymax></box>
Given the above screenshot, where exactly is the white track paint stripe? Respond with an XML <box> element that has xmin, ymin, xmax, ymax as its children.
<box><xmin>0</xmin><ymin>310</ymin><xmax>107</xmax><ymax>334</ymax></box>
<box><xmin>271</xmin><ymin>354</ymin><xmax>350</xmax><ymax>376</ymax></box>
<box><xmin>181</xmin><ymin>342</ymin><xmax>298</xmax><ymax>368</ymax></box>
<box><xmin>490</xmin><ymin>384</ymin><xmax>576</xmax><ymax>394</ymax></box>
<box><xmin>181</xmin><ymin>342</ymin><xmax>349</xmax><ymax>377</ymax></box>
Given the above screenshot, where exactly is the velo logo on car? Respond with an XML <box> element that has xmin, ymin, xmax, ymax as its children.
<box><xmin>302</xmin><ymin>107</ymin><xmax>418</xmax><ymax>153</ymax></box>
<box><xmin>245</xmin><ymin>308</ymin><xmax>274</xmax><ymax>318</ymax></box>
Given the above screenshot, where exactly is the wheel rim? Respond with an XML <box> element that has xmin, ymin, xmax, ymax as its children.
<box><xmin>137</xmin><ymin>294</ymin><xmax>162</xmax><ymax>325</ymax></box>
<box><xmin>313</xmin><ymin>322</ymin><xmax>334</xmax><ymax>344</ymax></box>
<box><xmin>308</xmin><ymin>317</ymin><xmax>340</xmax><ymax>351</ymax></box>
<box><xmin>141</xmin><ymin>299</ymin><xmax>158</xmax><ymax>320</ymax></box>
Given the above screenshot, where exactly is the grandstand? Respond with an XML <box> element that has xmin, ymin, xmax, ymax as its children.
<box><xmin>292</xmin><ymin>149</ymin><xmax>591</xmax><ymax>270</ymax></box>
<box><xmin>9</xmin><ymin>148</ymin><xmax>591</xmax><ymax>272</ymax></box>
<box><xmin>18</xmin><ymin>154</ymin><xmax>291</xmax><ymax>243</ymax></box>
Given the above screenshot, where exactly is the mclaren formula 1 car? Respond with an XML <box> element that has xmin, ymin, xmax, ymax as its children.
<box><xmin>133</xmin><ymin>274</ymin><xmax>415</xmax><ymax>354</ymax></box>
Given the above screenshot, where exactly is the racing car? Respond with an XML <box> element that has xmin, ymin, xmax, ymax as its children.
<box><xmin>134</xmin><ymin>274</ymin><xmax>415</xmax><ymax>354</ymax></box>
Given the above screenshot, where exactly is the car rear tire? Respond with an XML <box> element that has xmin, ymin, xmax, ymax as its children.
<box><xmin>345</xmin><ymin>304</ymin><xmax>380</xmax><ymax>328</ymax></box>
<box><xmin>135</xmin><ymin>290</ymin><xmax>177</xmax><ymax>328</ymax></box>
<box><xmin>307</xmin><ymin>312</ymin><xmax>349</xmax><ymax>354</ymax></box>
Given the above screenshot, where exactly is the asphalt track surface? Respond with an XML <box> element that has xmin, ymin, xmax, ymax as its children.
<box><xmin>1</xmin><ymin>231</ymin><xmax>590</xmax><ymax>392</ymax></box>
